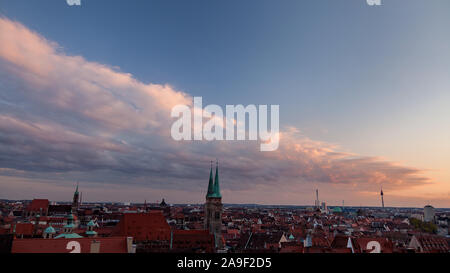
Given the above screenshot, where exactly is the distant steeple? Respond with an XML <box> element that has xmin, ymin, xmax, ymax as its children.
<box><xmin>213</xmin><ymin>160</ymin><xmax>222</xmax><ymax>198</ymax></box>
<box><xmin>380</xmin><ymin>187</ymin><xmax>385</xmax><ymax>208</ymax></box>
<box><xmin>206</xmin><ymin>161</ymin><xmax>215</xmax><ymax>198</ymax></box>
<box><xmin>72</xmin><ymin>182</ymin><xmax>80</xmax><ymax>213</ymax></box>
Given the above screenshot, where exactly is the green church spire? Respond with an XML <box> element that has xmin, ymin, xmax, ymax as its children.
<box><xmin>213</xmin><ymin>160</ymin><xmax>222</xmax><ymax>198</ymax></box>
<box><xmin>206</xmin><ymin>161</ymin><xmax>215</xmax><ymax>198</ymax></box>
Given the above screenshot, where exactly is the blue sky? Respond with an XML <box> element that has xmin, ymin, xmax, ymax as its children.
<box><xmin>0</xmin><ymin>0</ymin><xmax>449</xmax><ymax>206</ymax></box>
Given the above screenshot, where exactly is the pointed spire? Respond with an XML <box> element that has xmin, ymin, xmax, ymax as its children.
<box><xmin>75</xmin><ymin>182</ymin><xmax>79</xmax><ymax>194</ymax></box>
<box><xmin>206</xmin><ymin>161</ymin><xmax>215</xmax><ymax>198</ymax></box>
<box><xmin>213</xmin><ymin>159</ymin><xmax>222</xmax><ymax>198</ymax></box>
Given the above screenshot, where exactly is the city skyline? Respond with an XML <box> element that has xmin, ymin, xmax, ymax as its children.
<box><xmin>2</xmin><ymin>183</ymin><xmax>446</xmax><ymax>209</ymax></box>
<box><xmin>0</xmin><ymin>1</ymin><xmax>449</xmax><ymax>207</ymax></box>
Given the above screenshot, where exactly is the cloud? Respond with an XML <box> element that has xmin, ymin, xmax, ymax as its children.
<box><xmin>0</xmin><ymin>17</ymin><xmax>432</xmax><ymax>202</ymax></box>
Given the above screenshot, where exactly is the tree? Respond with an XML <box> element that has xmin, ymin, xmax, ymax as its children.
<box><xmin>409</xmin><ymin>218</ymin><xmax>437</xmax><ymax>234</ymax></box>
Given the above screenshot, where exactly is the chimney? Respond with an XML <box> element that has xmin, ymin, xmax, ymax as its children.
<box><xmin>126</xmin><ymin>237</ymin><xmax>136</xmax><ymax>253</ymax></box>
<box><xmin>90</xmin><ymin>240</ymin><xmax>101</xmax><ymax>253</ymax></box>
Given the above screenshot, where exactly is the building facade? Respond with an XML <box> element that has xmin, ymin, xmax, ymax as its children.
<box><xmin>424</xmin><ymin>205</ymin><xmax>435</xmax><ymax>223</ymax></box>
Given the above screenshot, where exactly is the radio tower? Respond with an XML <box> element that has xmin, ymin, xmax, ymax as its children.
<box><xmin>314</xmin><ymin>189</ymin><xmax>320</xmax><ymax>209</ymax></box>
<box><xmin>380</xmin><ymin>187</ymin><xmax>385</xmax><ymax>208</ymax></box>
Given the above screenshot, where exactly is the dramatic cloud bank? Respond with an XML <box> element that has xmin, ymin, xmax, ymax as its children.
<box><xmin>0</xmin><ymin>17</ymin><xmax>431</xmax><ymax>203</ymax></box>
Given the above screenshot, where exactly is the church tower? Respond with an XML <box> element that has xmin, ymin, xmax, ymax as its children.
<box><xmin>72</xmin><ymin>183</ymin><xmax>80</xmax><ymax>213</ymax></box>
<box><xmin>205</xmin><ymin>160</ymin><xmax>223</xmax><ymax>249</ymax></box>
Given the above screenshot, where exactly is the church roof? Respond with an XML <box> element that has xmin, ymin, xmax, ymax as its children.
<box><xmin>211</xmin><ymin>161</ymin><xmax>221</xmax><ymax>198</ymax></box>
<box><xmin>63</xmin><ymin>223</ymin><xmax>76</xmax><ymax>229</ymax></box>
<box><xmin>44</xmin><ymin>225</ymin><xmax>56</xmax><ymax>234</ymax></box>
<box><xmin>206</xmin><ymin>162</ymin><xmax>215</xmax><ymax>198</ymax></box>
<box><xmin>55</xmin><ymin>233</ymin><xmax>83</xmax><ymax>239</ymax></box>
<box><xmin>206</xmin><ymin>160</ymin><xmax>222</xmax><ymax>198</ymax></box>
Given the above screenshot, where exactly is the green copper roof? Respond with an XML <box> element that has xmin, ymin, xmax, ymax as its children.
<box><xmin>64</xmin><ymin>223</ymin><xmax>75</xmax><ymax>229</ymax></box>
<box><xmin>206</xmin><ymin>161</ymin><xmax>221</xmax><ymax>198</ymax></box>
<box><xmin>87</xmin><ymin>220</ymin><xmax>95</xmax><ymax>227</ymax></box>
<box><xmin>44</xmin><ymin>225</ymin><xmax>56</xmax><ymax>234</ymax></box>
<box><xmin>212</xmin><ymin>162</ymin><xmax>221</xmax><ymax>198</ymax></box>
<box><xmin>206</xmin><ymin>163</ymin><xmax>215</xmax><ymax>198</ymax></box>
<box><xmin>55</xmin><ymin>233</ymin><xmax>83</xmax><ymax>239</ymax></box>
<box><xmin>64</xmin><ymin>213</ymin><xmax>75</xmax><ymax>228</ymax></box>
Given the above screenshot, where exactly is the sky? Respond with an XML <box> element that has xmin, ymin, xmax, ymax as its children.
<box><xmin>0</xmin><ymin>0</ymin><xmax>449</xmax><ymax>207</ymax></box>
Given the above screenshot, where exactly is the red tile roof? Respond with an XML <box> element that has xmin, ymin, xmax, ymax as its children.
<box><xmin>413</xmin><ymin>235</ymin><xmax>449</xmax><ymax>253</ymax></box>
<box><xmin>171</xmin><ymin>230</ymin><xmax>215</xmax><ymax>253</ymax></box>
<box><xmin>0</xmin><ymin>228</ymin><xmax>9</xmax><ymax>235</ymax></box>
<box><xmin>312</xmin><ymin>235</ymin><xmax>331</xmax><ymax>248</ymax></box>
<box><xmin>11</xmin><ymin>223</ymin><xmax>34</xmax><ymax>236</ymax></box>
<box><xmin>114</xmin><ymin>211</ymin><xmax>171</xmax><ymax>241</ymax></box>
<box><xmin>11</xmin><ymin>237</ymin><xmax>131</xmax><ymax>253</ymax></box>
<box><xmin>355</xmin><ymin>237</ymin><xmax>393</xmax><ymax>253</ymax></box>
<box><xmin>27</xmin><ymin>199</ymin><xmax>49</xmax><ymax>212</ymax></box>
<box><xmin>331</xmin><ymin>235</ymin><xmax>355</xmax><ymax>250</ymax></box>
<box><xmin>280</xmin><ymin>242</ymin><xmax>304</xmax><ymax>253</ymax></box>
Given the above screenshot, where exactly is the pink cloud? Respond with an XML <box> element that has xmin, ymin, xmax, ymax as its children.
<box><xmin>0</xmin><ymin>17</ymin><xmax>436</xmax><ymax>205</ymax></box>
